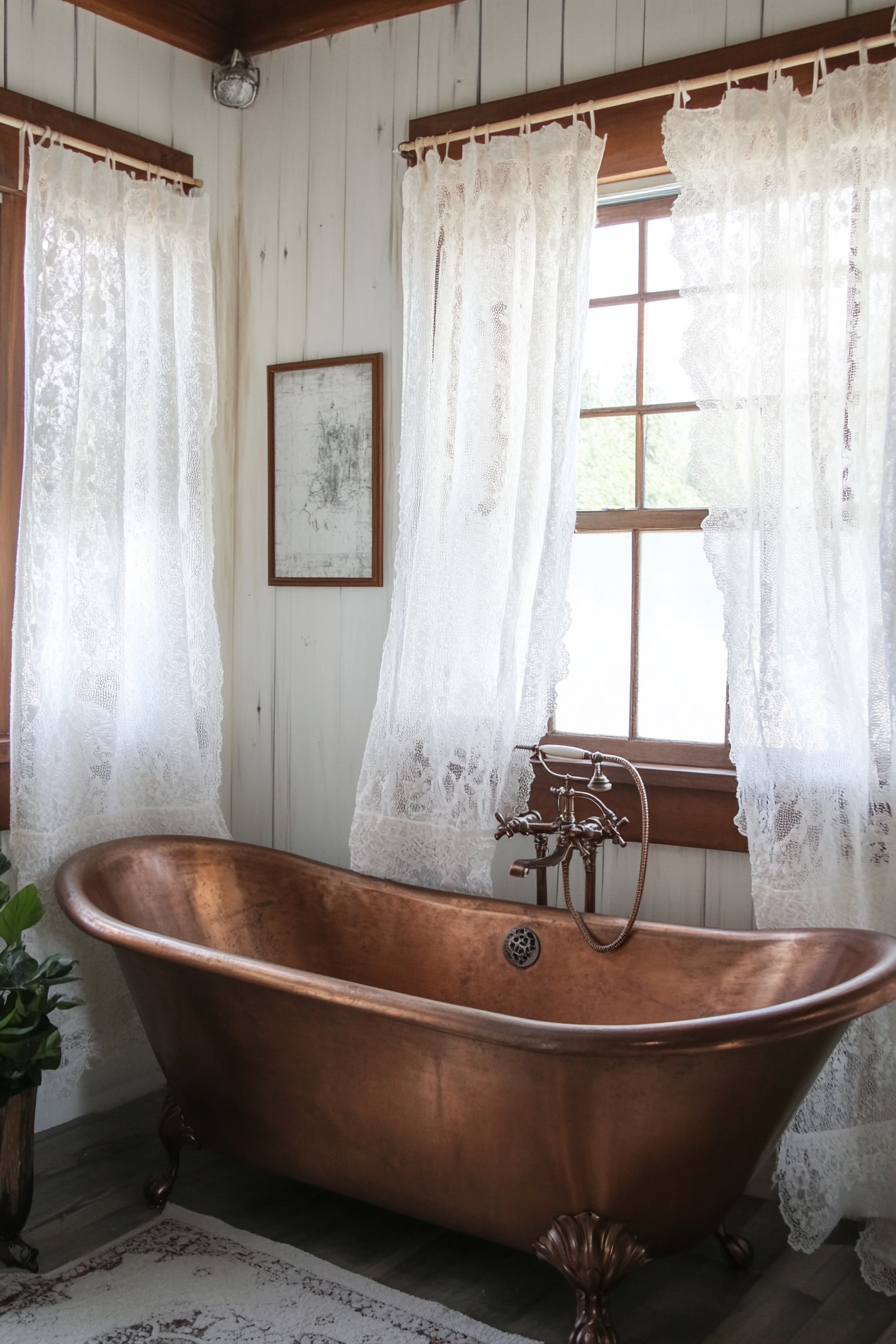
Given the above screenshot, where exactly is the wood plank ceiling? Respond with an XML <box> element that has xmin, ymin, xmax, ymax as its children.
<box><xmin>59</xmin><ymin>0</ymin><xmax>455</xmax><ymax>60</ymax></box>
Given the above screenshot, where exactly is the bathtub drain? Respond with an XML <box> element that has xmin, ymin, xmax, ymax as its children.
<box><xmin>503</xmin><ymin>926</ymin><xmax>541</xmax><ymax>968</ymax></box>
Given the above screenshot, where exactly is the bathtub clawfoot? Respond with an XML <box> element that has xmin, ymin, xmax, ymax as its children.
<box><xmin>534</xmin><ymin>1211</ymin><xmax>651</xmax><ymax>1344</ymax></box>
<box><xmin>714</xmin><ymin>1223</ymin><xmax>753</xmax><ymax>1272</ymax></box>
<box><xmin>143</xmin><ymin>1090</ymin><xmax>200</xmax><ymax>1209</ymax></box>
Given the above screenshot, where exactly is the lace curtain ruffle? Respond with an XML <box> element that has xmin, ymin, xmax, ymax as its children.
<box><xmin>349</xmin><ymin>122</ymin><xmax>604</xmax><ymax>895</ymax></box>
<box><xmin>9</xmin><ymin>145</ymin><xmax>229</xmax><ymax>1100</ymax></box>
<box><xmin>664</xmin><ymin>61</ymin><xmax>896</xmax><ymax>1291</ymax></box>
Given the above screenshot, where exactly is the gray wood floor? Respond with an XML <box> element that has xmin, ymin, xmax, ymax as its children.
<box><xmin>13</xmin><ymin>1089</ymin><xmax>896</xmax><ymax>1344</ymax></box>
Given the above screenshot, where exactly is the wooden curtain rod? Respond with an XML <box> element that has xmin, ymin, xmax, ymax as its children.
<box><xmin>0</xmin><ymin>112</ymin><xmax>203</xmax><ymax>189</ymax></box>
<box><xmin>398</xmin><ymin>29</ymin><xmax>896</xmax><ymax>157</ymax></box>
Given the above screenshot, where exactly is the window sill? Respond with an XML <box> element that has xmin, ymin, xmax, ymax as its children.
<box><xmin>528</xmin><ymin>759</ymin><xmax>746</xmax><ymax>853</ymax></box>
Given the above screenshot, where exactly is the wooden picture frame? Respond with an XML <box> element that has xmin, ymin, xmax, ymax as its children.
<box><xmin>267</xmin><ymin>353</ymin><xmax>383</xmax><ymax>586</ymax></box>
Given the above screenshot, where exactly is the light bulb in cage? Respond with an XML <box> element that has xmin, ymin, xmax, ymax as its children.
<box><xmin>212</xmin><ymin>50</ymin><xmax>259</xmax><ymax>109</ymax></box>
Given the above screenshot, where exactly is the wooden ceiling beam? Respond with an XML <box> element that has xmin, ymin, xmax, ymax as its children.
<box><xmin>60</xmin><ymin>0</ymin><xmax>459</xmax><ymax>60</ymax></box>
<box><xmin>233</xmin><ymin>1</ymin><xmax>453</xmax><ymax>54</ymax></box>
<box><xmin>58</xmin><ymin>0</ymin><xmax>233</xmax><ymax>62</ymax></box>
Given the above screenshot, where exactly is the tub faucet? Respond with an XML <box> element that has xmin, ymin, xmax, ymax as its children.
<box><xmin>494</xmin><ymin>742</ymin><xmax>650</xmax><ymax>954</ymax></box>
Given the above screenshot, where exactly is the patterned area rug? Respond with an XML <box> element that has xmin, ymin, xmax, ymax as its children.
<box><xmin>0</xmin><ymin>1206</ymin><xmax>537</xmax><ymax>1344</ymax></box>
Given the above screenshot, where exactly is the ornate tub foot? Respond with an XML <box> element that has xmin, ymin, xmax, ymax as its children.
<box><xmin>143</xmin><ymin>1090</ymin><xmax>200</xmax><ymax>1209</ymax></box>
<box><xmin>534</xmin><ymin>1212</ymin><xmax>651</xmax><ymax>1344</ymax></box>
<box><xmin>715</xmin><ymin>1223</ymin><xmax>753</xmax><ymax>1272</ymax></box>
<box><xmin>0</xmin><ymin>1235</ymin><xmax>39</xmax><ymax>1271</ymax></box>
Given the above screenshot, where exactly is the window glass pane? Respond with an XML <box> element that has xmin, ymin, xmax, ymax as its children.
<box><xmin>577</xmin><ymin>416</ymin><xmax>636</xmax><ymax>509</ymax></box>
<box><xmin>646</xmin><ymin>215</ymin><xmax>682</xmax><ymax>292</ymax></box>
<box><xmin>589</xmin><ymin>221</ymin><xmax>639</xmax><ymax>299</ymax></box>
<box><xmin>644</xmin><ymin>297</ymin><xmax>694</xmax><ymax>405</ymax></box>
<box><xmin>556</xmin><ymin>533</ymin><xmax>631</xmax><ymax>737</ymax></box>
<box><xmin>637</xmin><ymin>532</ymin><xmax>727</xmax><ymax>743</ymax></box>
<box><xmin>644</xmin><ymin>412</ymin><xmax>705</xmax><ymax>508</ymax></box>
<box><xmin>581</xmin><ymin>304</ymin><xmax>637</xmax><ymax>409</ymax></box>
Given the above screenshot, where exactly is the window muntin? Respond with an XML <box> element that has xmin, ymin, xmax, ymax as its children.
<box><xmin>555</xmin><ymin>194</ymin><xmax>730</xmax><ymax>765</ymax></box>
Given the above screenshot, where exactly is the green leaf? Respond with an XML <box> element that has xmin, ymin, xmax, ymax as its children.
<box><xmin>0</xmin><ymin>853</ymin><xmax>10</xmax><ymax>878</ymax></box>
<box><xmin>34</xmin><ymin>953</ymin><xmax>79</xmax><ymax>984</ymax></box>
<box><xmin>0</xmin><ymin>886</ymin><xmax>43</xmax><ymax>947</ymax></box>
<box><xmin>0</xmin><ymin>945</ymin><xmax>40</xmax><ymax>987</ymax></box>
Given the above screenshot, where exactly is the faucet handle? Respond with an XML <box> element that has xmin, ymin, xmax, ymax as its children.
<box><xmin>494</xmin><ymin>811</ymin><xmax>513</xmax><ymax>840</ymax></box>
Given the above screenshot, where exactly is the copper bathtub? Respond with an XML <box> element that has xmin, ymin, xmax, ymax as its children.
<box><xmin>56</xmin><ymin>836</ymin><xmax>896</xmax><ymax>1343</ymax></box>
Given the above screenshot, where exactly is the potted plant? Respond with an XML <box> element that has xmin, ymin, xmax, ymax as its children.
<box><xmin>0</xmin><ymin>852</ymin><xmax>78</xmax><ymax>1271</ymax></box>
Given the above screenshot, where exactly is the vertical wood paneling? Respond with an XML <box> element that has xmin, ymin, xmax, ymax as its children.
<box><xmin>229</xmin><ymin>51</ymin><xmax>283</xmax><ymax>848</ymax></box>
<box><xmin>761</xmin><ymin>0</ymin><xmax>846</xmax><ymax>36</ymax></box>
<box><xmin>602</xmin><ymin>841</ymin><xmax>706</xmax><ymax>926</ymax></box>
<box><xmin>526</xmin><ymin>0</ymin><xmax>563</xmax><ymax>93</ymax></box>
<box><xmin>643</xmin><ymin>0</ymin><xmax>728</xmax><ymax>65</ymax></box>
<box><xmin>273</xmin><ymin>33</ymin><xmax>350</xmax><ymax>867</ymax></box>
<box><xmin>93</xmin><ymin>15</ymin><xmax>141</xmax><ymax>132</ymax></box>
<box><xmin>705</xmin><ymin>849</ymin><xmax>754</xmax><ymax>929</ymax></box>
<box><xmin>336</xmin><ymin>20</ymin><xmax>398</xmax><ymax>868</ymax></box>
<box><xmin>480</xmin><ymin>0</ymin><xmax>528</xmax><ymax>100</ymax></box>
<box><xmin>134</xmin><ymin>31</ymin><xmax>175</xmax><ymax>146</ymax></box>
<box><xmin>415</xmin><ymin>2</ymin><xmax>480</xmax><ymax>119</ymax></box>
<box><xmin>724</xmin><ymin>0</ymin><xmax>763</xmax><ymax>46</ymax></box>
<box><xmin>562</xmin><ymin>0</ymin><xmax>617</xmax><ymax>84</ymax></box>
<box><xmin>8</xmin><ymin>0</ymin><xmax>74</xmax><ymax>105</ymax></box>
<box><xmin>615</xmin><ymin>0</ymin><xmax>647</xmax><ymax>72</ymax></box>
<box><xmin>73</xmin><ymin>8</ymin><xmax>98</xmax><ymax>120</ymax></box>
<box><xmin>440</xmin><ymin>1</ymin><xmax>480</xmax><ymax>110</ymax></box>
<box><xmin>271</xmin><ymin>40</ymin><xmax>312</xmax><ymax>856</ymax></box>
<box><xmin>170</xmin><ymin>44</ymin><xmax>241</xmax><ymax>831</ymax></box>
<box><xmin>415</xmin><ymin>8</ymin><xmax>441</xmax><ymax>118</ymax></box>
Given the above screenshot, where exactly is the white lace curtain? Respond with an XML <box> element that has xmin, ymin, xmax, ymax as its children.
<box><xmin>665</xmin><ymin>60</ymin><xmax>896</xmax><ymax>1291</ymax></box>
<box><xmin>9</xmin><ymin>144</ymin><xmax>228</xmax><ymax>1095</ymax></box>
<box><xmin>350</xmin><ymin>122</ymin><xmax>604</xmax><ymax>895</ymax></box>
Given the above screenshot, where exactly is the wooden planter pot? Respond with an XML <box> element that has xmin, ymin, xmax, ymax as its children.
<box><xmin>0</xmin><ymin>1087</ymin><xmax>38</xmax><ymax>1271</ymax></box>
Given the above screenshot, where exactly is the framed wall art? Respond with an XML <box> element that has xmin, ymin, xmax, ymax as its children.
<box><xmin>267</xmin><ymin>353</ymin><xmax>383</xmax><ymax>586</ymax></box>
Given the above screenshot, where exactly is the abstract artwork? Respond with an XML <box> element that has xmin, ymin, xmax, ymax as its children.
<box><xmin>268</xmin><ymin>353</ymin><xmax>383</xmax><ymax>585</ymax></box>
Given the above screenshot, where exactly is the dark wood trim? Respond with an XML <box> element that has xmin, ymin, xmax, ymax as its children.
<box><xmin>59</xmin><ymin>0</ymin><xmax>232</xmax><ymax>62</ymax></box>
<box><xmin>234</xmin><ymin>0</ymin><xmax>453</xmax><ymax>54</ymax></box>
<box><xmin>541</xmin><ymin>731</ymin><xmax>733</xmax><ymax>772</ymax></box>
<box><xmin>0</xmin><ymin>195</ymin><xmax>25</xmax><ymax>831</ymax></box>
<box><xmin>61</xmin><ymin>0</ymin><xmax>458</xmax><ymax>59</ymax></box>
<box><xmin>581</xmin><ymin>403</ymin><xmax>698</xmax><ymax>418</ymax></box>
<box><xmin>576</xmin><ymin>508</ymin><xmax>708</xmax><ymax>532</ymax></box>
<box><xmin>0</xmin><ymin>103</ymin><xmax>193</xmax><ymax>829</ymax></box>
<box><xmin>0</xmin><ymin>87</ymin><xmax>194</xmax><ymax>197</ymax></box>
<box><xmin>529</xmin><ymin>766</ymin><xmax>746</xmax><ymax>852</ymax></box>
<box><xmin>407</xmin><ymin>7</ymin><xmax>896</xmax><ymax>174</ymax></box>
<box><xmin>267</xmin><ymin>353</ymin><xmax>384</xmax><ymax>588</ymax></box>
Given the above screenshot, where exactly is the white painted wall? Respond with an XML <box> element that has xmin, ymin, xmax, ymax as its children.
<box><xmin>0</xmin><ymin>0</ymin><xmax>242</xmax><ymax>1129</ymax></box>
<box><xmin>238</xmin><ymin>0</ymin><xmax>889</xmax><ymax>934</ymax></box>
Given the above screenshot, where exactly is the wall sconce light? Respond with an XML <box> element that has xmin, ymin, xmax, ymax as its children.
<box><xmin>212</xmin><ymin>50</ymin><xmax>260</xmax><ymax>109</ymax></box>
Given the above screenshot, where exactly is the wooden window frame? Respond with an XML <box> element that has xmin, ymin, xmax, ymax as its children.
<box><xmin>530</xmin><ymin>194</ymin><xmax>744</xmax><ymax>851</ymax></box>
<box><xmin>400</xmin><ymin>14</ymin><xmax>896</xmax><ymax>849</ymax></box>
<box><xmin>569</xmin><ymin>194</ymin><xmax>733</xmax><ymax>755</ymax></box>
<box><xmin>0</xmin><ymin>88</ymin><xmax>194</xmax><ymax>830</ymax></box>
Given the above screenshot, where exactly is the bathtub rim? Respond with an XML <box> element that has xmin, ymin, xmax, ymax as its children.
<box><xmin>55</xmin><ymin>835</ymin><xmax>896</xmax><ymax>1058</ymax></box>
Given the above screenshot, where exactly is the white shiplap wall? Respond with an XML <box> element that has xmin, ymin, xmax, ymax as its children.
<box><xmin>0</xmin><ymin>0</ymin><xmax>242</xmax><ymax>1128</ymax></box>
<box><xmin>234</xmin><ymin>0</ymin><xmax>890</xmax><ymax>934</ymax></box>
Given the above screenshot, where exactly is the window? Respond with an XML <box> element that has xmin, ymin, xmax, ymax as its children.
<box><xmin>406</xmin><ymin>7</ymin><xmax>887</xmax><ymax>850</ymax></box>
<box><xmin>0</xmin><ymin>89</ymin><xmax>195</xmax><ymax>830</ymax></box>
<box><xmin>550</xmin><ymin>191</ymin><xmax>732</xmax><ymax>772</ymax></box>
